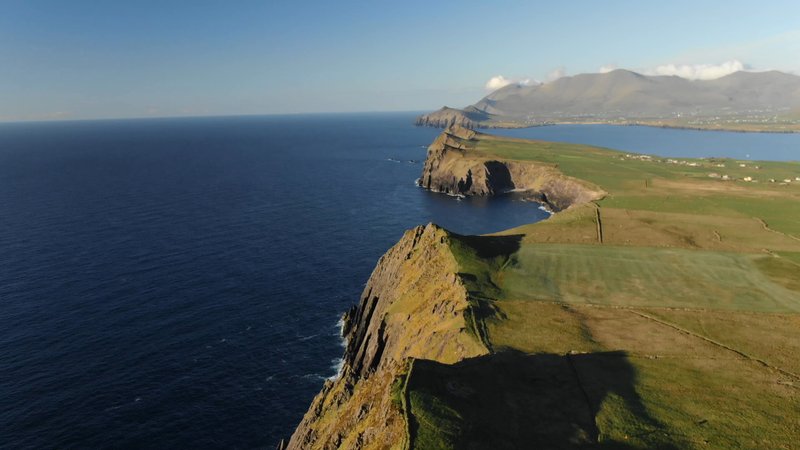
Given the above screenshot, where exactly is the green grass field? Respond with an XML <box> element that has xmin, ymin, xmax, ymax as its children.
<box><xmin>403</xmin><ymin>131</ymin><xmax>800</xmax><ymax>449</ymax></box>
<box><xmin>500</xmin><ymin>244</ymin><xmax>800</xmax><ymax>312</ymax></box>
<box><xmin>476</xmin><ymin>134</ymin><xmax>800</xmax><ymax>237</ymax></box>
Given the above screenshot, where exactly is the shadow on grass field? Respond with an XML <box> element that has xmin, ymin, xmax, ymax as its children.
<box><xmin>447</xmin><ymin>233</ymin><xmax>525</xmax><ymax>347</ymax></box>
<box><xmin>403</xmin><ymin>131</ymin><xmax>800</xmax><ymax>449</ymax></box>
<box><xmin>452</xmin><ymin>233</ymin><xmax>524</xmax><ymax>259</ymax></box>
<box><xmin>407</xmin><ymin>350</ymin><xmax>682</xmax><ymax>450</ymax></box>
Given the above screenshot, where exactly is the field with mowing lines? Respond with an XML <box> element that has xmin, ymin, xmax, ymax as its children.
<box><xmin>499</xmin><ymin>244</ymin><xmax>800</xmax><ymax>312</ymax></box>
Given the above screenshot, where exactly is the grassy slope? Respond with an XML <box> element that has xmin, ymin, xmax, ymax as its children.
<box><xmin>405</xmin><ymin>134</ymin><xmax>800</xmax><ymax>449</ymax></box>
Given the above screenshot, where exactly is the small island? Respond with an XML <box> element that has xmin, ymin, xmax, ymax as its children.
<box><xmin>283</xmin><ymin>126</ymin><xmax>800</xmax><ymax>449</ymax></box>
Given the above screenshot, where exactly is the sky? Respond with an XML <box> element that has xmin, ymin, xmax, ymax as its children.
<box><xmin>1</xmin><ymin>0</ymin><xmax>799</xmax><ymax>121</ymax></box>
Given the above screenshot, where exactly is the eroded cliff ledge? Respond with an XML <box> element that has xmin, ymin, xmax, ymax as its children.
<box><xmin>418</xmin><ymin>125</ymin><xmax>605</xmax><ymax>211</ymax></box>
<box><xmin>414</xmin><ymin>106</ymin><xmax>483</xmax><ymax>129</ymax></box>
<box><xmin>284</xmin><ymin>224</ymin><xmax>488</xmax><ymax>450</ymax></box>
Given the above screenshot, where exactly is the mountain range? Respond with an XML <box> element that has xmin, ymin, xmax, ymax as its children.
<box><xmin>416</xmin><ymin>70</ymin><xmax>800</xmax><ymax>131</ymax></box>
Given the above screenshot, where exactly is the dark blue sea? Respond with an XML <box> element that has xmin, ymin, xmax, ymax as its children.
<box><xmin>0</xmin><ymin>113</ymin><xmax>548</xmax><ymax>449</ymax></box>
<box><xmin>1</xmin><ymin>113</ymin><xmax>799</xmax><ymax>448</ymax></box>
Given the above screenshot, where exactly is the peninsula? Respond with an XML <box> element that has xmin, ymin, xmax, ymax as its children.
<box><xmin>416</xmin><ymin>70</ymin><xmax>800</xmax><ymax>132</ymax></box>
<box><xmin>283</xmin><ymin>125</ymin><xmax>800</xmax><ymax>449</ymax></box>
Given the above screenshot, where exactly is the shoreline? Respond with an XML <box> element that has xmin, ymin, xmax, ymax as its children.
<box><xmin>417</xmin><ymin>120</ymin><xmax>800</xmax><ymax>134</ymax></box>
<box><xmin>283</xmin><ymin>125</ymin><xmax>800</xmax><ymax>449</ymax></box>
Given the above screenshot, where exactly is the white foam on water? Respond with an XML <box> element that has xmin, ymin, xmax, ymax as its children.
<box><xmin>328</xmin><ymin>358</ymin><xmax>345</xmax><ymax>381</ymax></box>
<box><xmin>327</xmin><ymin>313</ymin><xmax>350</xmax><ymax>380</ymax></box>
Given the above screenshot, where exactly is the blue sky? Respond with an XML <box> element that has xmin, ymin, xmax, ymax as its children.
<box><xmin>2</xmin><ymin>0</ymin><xmax>799</xmax><ymax>121</ymax></box>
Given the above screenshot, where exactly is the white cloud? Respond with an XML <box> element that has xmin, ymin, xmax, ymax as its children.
<box><xmin>644</xmin><ymin>60</ymin><xmax>747</xmax><ymax>80</ymax></box>
<box><xmin>599</xmin><ymin>64</ymin><xmax>618</xmax><ymax>74</ymax></box>
<box><xmin>485</xmin><ymin>75</ymin><xmax>514</xmax><ymax>90</ymax></box>
<box><xmin>484</xmin><ymin>75</ymin><xmax>538</xmax><ymax>91</ymax></box>
<box><xmin>671</xmin><ymin>30</ymin><xmax>800</xmax><ymax>76</ymax></box>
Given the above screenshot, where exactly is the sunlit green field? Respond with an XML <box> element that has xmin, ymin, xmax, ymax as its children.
<box><xmin>500</xmin><ymin>244</ymin><xmax>800</xmax><ymax>312</ymax></box>
<box><xmin>403</xmin><ymin>131</ymin><xmax>800</xmax><ymax>449</ymax></box>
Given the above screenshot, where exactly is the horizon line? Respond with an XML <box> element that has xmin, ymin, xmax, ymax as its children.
<box><xmin>0</xmin><ymin>109</ymin><xmax>434</xmax><ymax>125</ymax></box>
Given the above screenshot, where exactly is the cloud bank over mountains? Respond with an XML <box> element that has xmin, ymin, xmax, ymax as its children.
<box><xmin>483</xmin><ymin>66</ymin><xmax>570</xmax><ymax>91</ymax></box>
<box><xmin>598</xmin><ymin>64</ymin><xmax>618</xmax><ymax>74</ymax></box>
<box><xmin>643</xmin><ymin>60</ymin><xmax>748</xmax><ymax>80</ymax></box>
<box><xmin>486</xmin><ymin>60</ymin><xmax>757</xmax><ymax>92</ymax></box>
<box><xmin>484</xmin><ymin>75</ymin><xmax>538</xmax><ymax>91</ymax></box>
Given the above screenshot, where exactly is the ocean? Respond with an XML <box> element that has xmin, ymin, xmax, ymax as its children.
<box><xmin>1</xmin><ymin>113</ymin><xmax>798</xmax><ymax>448</ymax></box>
<box><xmin>491</xmin><ymin>123</ymin><xmax>800</xmax><ymax>161</ymax></box>
<box><xmin>0</xmin><ymin>113</ymin><xmax>548</xmax><ymax>449</ymax></box>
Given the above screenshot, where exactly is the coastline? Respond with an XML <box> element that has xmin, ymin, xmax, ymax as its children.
<box><xmin>284</xmin><ymin>124</ymin><xmax>800</xmax><ymax>449</ymax></box>
<box><xmin>417</xmin><ymin>119</ymin><xmax>800</xmax><ymax>134</ymax></box>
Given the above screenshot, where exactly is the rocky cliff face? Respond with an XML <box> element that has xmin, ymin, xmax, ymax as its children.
<box><xmin>283</xmin><ymin>128</ymin><xmax>604</xmax><ymax>449</ymax></box>
<box><xmin>419</xmin><ymin>125</ymin><xmax>605</xmax><ymax>211</ymax></box>
<box><xmin>284</xmin><ymin>224</ymin><xmax>487</xmax><ymax>450</ymax></box>
<box><xmin>414</xmin><ymin>106</ymin><xmax>488</xmax><ymax>129</ymax></box>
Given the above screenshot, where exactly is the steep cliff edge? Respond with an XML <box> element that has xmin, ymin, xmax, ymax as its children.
<box><xmin>283</xmin><ymin>127</ymin><xmax>602</xmax><ymax>449</ymax></box>
<box><xmin>418</xmin><ymin>125</ymin><xmax>605</xmax><ymax>211</ymax></box>
<box><xmin>284</xmin><ymin>224</ymin><xmax>488</xmax><ymax>450</ymax></box>
<box><xmin>283</xmin><ymin>127</ymin><xmax>800</xmax><ymax>449</ymax></box>
<box><xmin>414</xmin><ymin>106</ymin><xmax>491</xmax><ymax>129</ymax></box>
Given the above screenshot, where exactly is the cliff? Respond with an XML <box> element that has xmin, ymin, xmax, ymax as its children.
<box><xmin>284</xmin><ymin>224</ymin><xmax>488</xmax><ymax>450</ymax></box>
<box><xmin>283</xmin><ymin>128</ymin><xmax>605</xmax><ymax>449</ymax></box>
<box><xmin>418</xmin><ymin>125</ymin><xmax>605</xmax><ymax>211</ymax></box>
<box><xmin>284</xmin><ymin>127</ymin><xmax>800</xmax><ymax>449</ymax></box>
<box><xmin>414</xmin><ymin>106</ymin><xmax>490</xmax><ymax>129</ymax></box>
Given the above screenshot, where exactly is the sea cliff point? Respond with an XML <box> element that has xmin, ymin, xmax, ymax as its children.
<box><xmin>283</xmin><ymin>126</ymin><xmax>800</xmax><ymax>449</ymax></box>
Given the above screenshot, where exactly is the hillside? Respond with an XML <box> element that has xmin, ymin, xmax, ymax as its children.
<box><xmin>417</xmin><ymin>70</ymin><xmax>800</xmax><ymax>132</ymax></box>
<box><xmin>283</xmin><ymin>126</ymin><xmax>800</xmax><ymax>449</ymax></box>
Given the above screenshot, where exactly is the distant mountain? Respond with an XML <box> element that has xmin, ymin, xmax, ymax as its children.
<box><xmin>417</xmin><ymin>70</ymin><xmax>800</xmax><ymax>131</ymax></box>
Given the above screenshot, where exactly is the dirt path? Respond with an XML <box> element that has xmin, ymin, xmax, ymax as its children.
<box><xmin>755</xmin><ymin>217</ymin><xmax>800</xmax><ymax>243</ymax></box>
<box><xmin>594</xmin><ymin>203</ymin><xmax>604</xmax><ymax>244</ymax></box>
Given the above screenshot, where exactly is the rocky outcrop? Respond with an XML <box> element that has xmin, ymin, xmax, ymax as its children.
<box><xmin>414</xmin><ymin>106</ymin><xmax>489</xmax><ymax>129</ymax></box>
<box><xmin>418</xmin><ymin>125</ymin><xmax>605</xmax><ymax>211</ymax></box>
<box><xmin>418</xmin><ymin>125</ymin><xmax>506</xmax><ymax>196</ymax></box>
<box><xmin>503</xmin><ymin>160</ymin><xmax>605</xmax><ymax>211</ymax></box>
<box><xmin>285</xmin><ymin>224</ymin><xmax>488</xmax><ymax>450</ymax></box>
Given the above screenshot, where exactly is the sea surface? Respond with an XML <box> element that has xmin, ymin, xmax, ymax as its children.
<box><xmin>1</xmin><ymin>113</ymin><xmax>799</xmax><ymax>448</ymax></box>
<box><xmin>0</xmin><ymin>113</ymin><xmax>547</xmax><ymax>449</ymax></box>
<box><xmin>491</xmin><ymin>124</ymin><xmax>800</xmax><ymax>161</ymax></box>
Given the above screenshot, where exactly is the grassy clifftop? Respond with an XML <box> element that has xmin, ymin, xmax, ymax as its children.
<box><xmin>285</xmin><ymin>224</ymin><xmax>489</xmax><ymax>450</ymax></box>
<box><xmin>405</xmin><ymin>129</ymin><xmax>800</xmax><ymax>449</ymax></box>
<box><xmin>287</xmin><ymin>128</ymin><xmax>800</xmax><ymax>449</ymax></box>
